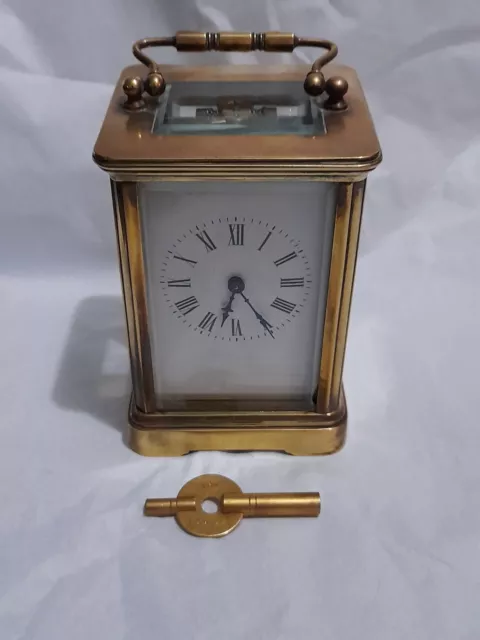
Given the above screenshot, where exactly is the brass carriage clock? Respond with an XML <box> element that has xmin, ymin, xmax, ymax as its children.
<box><xmin>93</xmin><ymin>31</ymin><xmax>382</xmax><ymax>456</ymax></box>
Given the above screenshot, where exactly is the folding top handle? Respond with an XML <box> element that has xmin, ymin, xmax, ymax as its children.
<box><xmin>122</xmin><ymin>31</ymin><xmax>349</xmax><ymax>112</ymax></box>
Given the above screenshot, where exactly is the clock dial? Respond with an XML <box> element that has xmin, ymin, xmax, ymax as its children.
<box><xmin>160</xmin><ymin>218</ymin><xmax>312</xmax><ymax>340</ymax></box>
<box><xmin>140</xmin><ymin>181</ymin><xmax>336</xmax><ymax>410</ymax></box>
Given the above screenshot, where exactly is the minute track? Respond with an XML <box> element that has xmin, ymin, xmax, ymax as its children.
<box><xmin>162</xmin><ymin>217</ymin><xmax>311</xmax><ymax>340</ymax></box>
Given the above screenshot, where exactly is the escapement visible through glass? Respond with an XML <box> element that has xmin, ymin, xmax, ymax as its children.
<box><xmin>152</xmin><ymin>81</ymin><xmax>327</xmax><ymax>136</ymax></box>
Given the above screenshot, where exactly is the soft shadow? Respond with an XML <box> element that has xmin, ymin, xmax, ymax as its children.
<box><xmin>52</xmin><ymin>296</ymin><xmax>131</xmax><ymax>436</ymax></box>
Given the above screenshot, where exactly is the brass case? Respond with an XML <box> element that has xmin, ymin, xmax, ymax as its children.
<box><xmin>93</xmin><ymin>64</ymin><xmax>381</xmax><ymax>456</ymax></box>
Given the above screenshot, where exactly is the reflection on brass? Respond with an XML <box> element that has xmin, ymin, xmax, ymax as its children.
<box><xmin>121</xmin><ymin>31</ymin><xmax>347</xmax><ymax>109</ymax></box>
<box><xmin>144</xmin><ymin>474</ymin><xmax>320</xmax><ymax>537</ymax></box>
<box><xmin>216</xmin><ymin>32</ymin><xmax>258</xmax><ymax>51</ymax></box>
<box><xmin>174</xmin><ymin>31</ymin><xmax>208</xmax><ymax>51</ymax></box>
<box><xmin>144</xmin><ymin>71</ymin><xmax>165</xmax><ymax>97</ymax></box>
<box><xmin>113</xmin><ymin>181</ymin><xmax>155</xmax><ymax>413</ymax></box>
<box><xmin>264</xmin><ymin>32</ymin><xmax>297</xmax><ymax>52</ymax></box>
<box><xmin>303</xmin><ymin>71</ymin><xmax>326</xmax><ymax>97</ymax></box>
<box><xmin>317</xmin><ymin>181</ymin><xmax>366</xmax><ymax>413</ymax></box>
<box><xmin>122</xmin><ymin>76</ymin><xmax>145</xmax><ymax>111</ymax></box>
<box><xmin>324</xmin><ymin>76</ymin><xmax>349</xmax><ymax>111</ymax></box>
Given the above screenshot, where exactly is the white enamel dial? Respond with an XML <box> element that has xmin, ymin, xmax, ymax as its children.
<box><xmin>160</xmin><ymin>217</ymin><xmax>312</xmax><ymax>341</ymax></box>
<box><xmin>140</xmin><ymin>182</ymin><xmax>336</xmax><ymax>410</ymax></box>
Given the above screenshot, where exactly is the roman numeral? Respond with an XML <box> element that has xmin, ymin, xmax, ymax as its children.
<box><xmin>271</xmin><ymin>297</ymin><xmax>296</xmax><ymax>314</ymax></box>
<box><xmin>280</xmin><ymin>277</ymin><xmax>304</xmax><ymax>288</ymax></box>
<box><xmin>274</xmin><ymin>251</ymin><xmax>297</xmax><ymax>267</ymax></box>
<box><xmin>231</xmin><ymin>319</ymin><xmax>242</xmax><ymax>337</ymax></box>
<box><xmin>258</xmin><ymin>231</ymin><xmax>272</xmax><ymax>251</ymax></box>
<box><xmin>228</xmin><ymin>223</ymin><xmax>244</xmax><ymax>246</ymax></box>
<box><xmin>168</xmin><ymin>278</ymin><xmax>191</xmax><ymax>287</ymax></box>
<box><xmin>173</xmin><ymin>254</ymin><xmax>197</xmax><ymax>268</ymax></box>
<box><xmin>198</xmin><ymin>311</ymin><xmax>217</xmax><ymax>332</ymax></box>
<box><xmin>175</xmin><ymin>296</ymin><xmax>199</xmax><ymax>316</ymax></box>
<box><xmin>196</xmin><ymin>230</ymin><xmax>216</xmax><ymax>252</ymax></box>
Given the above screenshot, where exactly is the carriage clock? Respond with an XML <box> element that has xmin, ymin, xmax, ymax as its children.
<box><xmin>93</xmin><ymin>31</ymin><xmax>382</xmax><ymax>456</ymax></box>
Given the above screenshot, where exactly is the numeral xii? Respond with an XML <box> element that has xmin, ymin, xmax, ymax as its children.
<box><xmin>228</xmin><ymin>223</ymin><xmax>244</xmax><ymax>246</ymax></box>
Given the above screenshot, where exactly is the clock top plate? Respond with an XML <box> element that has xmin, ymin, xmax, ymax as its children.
<box><xmin>93</xmin><ymin>64</ymin><xmax>382</xmax><ymax>177</ymax></box>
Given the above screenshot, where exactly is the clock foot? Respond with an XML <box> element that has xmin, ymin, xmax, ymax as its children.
<box><xmin>126</xmin><ymin>392</ymin><xmax>347</xmax><ymax>456</ymax></box>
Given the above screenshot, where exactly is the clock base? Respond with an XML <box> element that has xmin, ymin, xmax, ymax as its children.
<box><xmin>126</xmin><ymin>391</ymin><xmax>347</xmax><ymax>456</ymax></box>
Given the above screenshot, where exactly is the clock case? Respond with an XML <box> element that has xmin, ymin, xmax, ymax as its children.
<box><xmin>93</xmin><ymin>32</ymin><xmax>382</xmax><ymax>456</ymax></box>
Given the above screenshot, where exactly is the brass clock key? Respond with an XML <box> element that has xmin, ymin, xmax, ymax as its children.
<box><xmin>144</xmin><ymin>474</ymin><xmax>321</xmax><ymax>538</ymax></box>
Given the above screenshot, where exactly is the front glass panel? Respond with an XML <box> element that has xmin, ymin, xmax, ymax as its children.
<box><xmin>152</xmin><ymin>82</ymin><xmax>326</xmax><ymax>136</ymax></box>
<box><xmin>140</xmin><ymin>182</ymin><xmax>336</xmax><ymax>412</ymax></box>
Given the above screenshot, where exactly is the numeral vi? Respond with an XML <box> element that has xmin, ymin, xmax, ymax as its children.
<box><xmin>231</xmin><ymin>319</ymin><xmax>242</xmax><ymax>337</ymax></box>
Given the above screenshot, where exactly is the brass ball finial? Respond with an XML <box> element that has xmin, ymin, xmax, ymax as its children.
<box><xmin>324</xmin><ymin>76</ymin><xmax>349</xmax><ymax>111</ymax></box>
<box><xmin>145</xmin><ymin>72</ymin><xmax>166</xmax><ymax>97</ymax></box>
<box><xmin>123</xmin><ymin>76</ymin><xmax>143</xmax><ymax>97</ymax></box>
<box><xmin>122</xmin><ymin>76</ymin><xmax>145</xmax><ymax>111</ymax></box>
<box><xmin>304</xmin><ymin>71</ymin><xmax>326</xmax><ymax>97</ymax></box>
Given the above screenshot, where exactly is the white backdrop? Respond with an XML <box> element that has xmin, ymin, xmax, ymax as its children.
<box><xmin>1</xmin><ymin>1</ymin><xmax>480</xmax><ymax>639</ymax></box>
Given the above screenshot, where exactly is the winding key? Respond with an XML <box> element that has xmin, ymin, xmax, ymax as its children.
<box><xmin>144</xmin><ymin>474</ymin><xmax>320</xmax><ymax>538</ymax></box>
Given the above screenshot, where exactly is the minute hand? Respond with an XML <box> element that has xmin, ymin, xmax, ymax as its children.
<box><xmin>240</xmin><ymin>292</ymin><xmax>274</xmax><ymax>338</ymax></box>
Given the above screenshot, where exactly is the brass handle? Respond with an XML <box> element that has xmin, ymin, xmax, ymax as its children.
<box><xmin>122</xmin><ymin>31</ymin><xmax>348</xmax><ymax>112</ymax></box>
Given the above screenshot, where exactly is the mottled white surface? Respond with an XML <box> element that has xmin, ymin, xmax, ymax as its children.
<box><xmin>1</xmin><ymin>1</ymin><xmax>480</xmax><ymax>639</ymax></box>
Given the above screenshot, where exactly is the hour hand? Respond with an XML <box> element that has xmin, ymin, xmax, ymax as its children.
<box><xmin>222</xmin><ymin>276</ymin><xmax>245</xmax><ymax>327</ymax></box>
<box><xmin>221</xmin><ymin>292</ymin><xmax>236</xmax><ymax>327</ymax></box>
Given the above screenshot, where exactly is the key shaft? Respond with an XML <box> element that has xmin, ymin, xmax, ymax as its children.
<box><xmin>144</xmin><ymin>496</ymin><xmax>196</xmax><ymax>516</ymax></box>
<box><xmin>221</xmin><ymin>492</ymin><xmax>320</xmax><ymax>517</ymax></box>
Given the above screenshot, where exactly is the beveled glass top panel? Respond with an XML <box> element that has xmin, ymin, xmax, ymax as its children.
<box><xmin>152</xmin><ymin>81</ymin><xmax>326</xmax><ymax>136</ymax></box>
